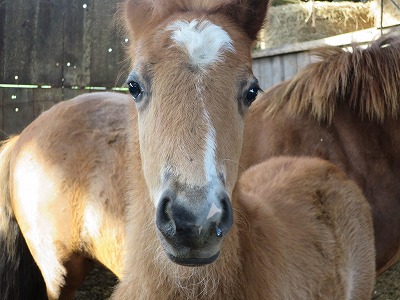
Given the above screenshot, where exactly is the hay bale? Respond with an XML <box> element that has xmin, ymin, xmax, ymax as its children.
<box><xmin>258</xmin><ymin>2</ymin><xmax>375</xmax><ymax>49</ymax></box>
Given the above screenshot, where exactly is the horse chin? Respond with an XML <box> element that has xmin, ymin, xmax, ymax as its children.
<box><xmin>166</xmin><ymin>251</ymin><xmax>220</xmax><ymax>267</ymax></box>
<box><xmin>156</xmin><ymin>229</ymin><xmax>223</xmax><ymax>267</ymax></box>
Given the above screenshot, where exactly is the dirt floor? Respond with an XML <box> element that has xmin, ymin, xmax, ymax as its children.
<box><xmin>76</xmin><ymin>261</ymin><xmax>400</xmax><ymax>299</ymax></box>
<box><xmin>373</xmin><ymin>262</ymin><xmax>400</xmax><ymax>299</ymax></box>
<box><xmin>76</xmin><ymin>265</ymin><xmax>116</xmax><ymax>299</ymax></box>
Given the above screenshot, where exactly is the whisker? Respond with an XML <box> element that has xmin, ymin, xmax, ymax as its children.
<box><xmin>222</xmin><ymin>158</ymin><xmax>246</xmax><ymax>172</ymax></box>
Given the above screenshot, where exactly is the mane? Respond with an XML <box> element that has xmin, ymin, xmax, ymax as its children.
<box><xmin>266</xmin><ymin>30</ymin><xmax>400</xmax><ymax>123</ymax></box>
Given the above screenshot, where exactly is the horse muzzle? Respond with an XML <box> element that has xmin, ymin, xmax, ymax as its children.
<box><xmin>155</xmin><ymin>187</ymin><xmax>233</xmax><ymax>266</ymax></box>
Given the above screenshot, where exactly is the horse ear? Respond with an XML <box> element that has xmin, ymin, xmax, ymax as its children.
<box><xmin>220</xmin><ymin>0</ymin><xmax>270</xmax><ymax>41</ymax></box>
<box><xmin>122</xmin><ymin>0</ymin><xmax>174</xmax><ymax>42</ymax></box>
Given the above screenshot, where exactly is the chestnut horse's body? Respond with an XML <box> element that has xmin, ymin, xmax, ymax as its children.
<box><xmin>0</xmin><ymin>0</ymin><xmax>375</xmax><ymax>299</ymax></box>
<box><xmin>0</xmin><ymin>93</ymin><xmax>131</xmax><ymax>299</ymax></box>
<box><xmin>241</xmin><ymin>31</ymin><xmax>400</xmax><ymax>275</ymax></box>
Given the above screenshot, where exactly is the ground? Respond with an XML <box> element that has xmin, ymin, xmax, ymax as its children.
<box><xmin>373</xmin><ymin>262</ymin><xmax>400</xmax><ymax>299</ymax></box>
<box><xmin>76</xmin><ymin>261</ymin><xmax>400</xmax><ymax>299</ymax></box>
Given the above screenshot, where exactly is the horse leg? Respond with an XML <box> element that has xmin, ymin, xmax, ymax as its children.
<box><xmin>0</xmin><ymin>215</ymin><xmax>47</xmax><ymax>300</ymax></box>
<box><xmin>24</xmin><ymin>240</ymin><xmax>68</xmax><ymax>299</ymax></box>
<box><xmin>14</xmin><ymin>212</ymin><xmax>77</xmax><ymax>299</ymax></box>
<box><xmin>23</xmin><ymin>239</ymin><xmax>93</xmax><ymax>300</ymax></box>
<box><xmin>59</xmin><ymin>254</ymin><xmax>95</xmax><ymax>300</ymax></box>
<box><xmin>0</xmin><ymin>138</ymin><xmax>48</xmax><ymax>299</ymax></box>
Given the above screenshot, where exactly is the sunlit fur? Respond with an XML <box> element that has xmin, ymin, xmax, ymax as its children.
<box><xmin>241</xmin><ymin>30</ymin><xmax>400</xmax><ymax>275</ymax></box>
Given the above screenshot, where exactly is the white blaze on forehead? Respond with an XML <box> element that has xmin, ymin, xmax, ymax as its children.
<box><xmin>168</xmin><ymin>19</ymin><xmax>235</xmax><ymax>67</ymax></box>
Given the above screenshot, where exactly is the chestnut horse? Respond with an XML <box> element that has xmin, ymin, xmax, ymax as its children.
<box><xmin>0</xmin><ymin>0</ymin><xmax>376</xmax><ymax>299</ymax></box>
<box><xmin>241</xmin><ymin>31</ymin><xmax>400</xmax><ymax>275</ymax></box>
<box><xmin>1</xmin><ymin>0</ymin><xmax>267</xmax><ymax>299</ymax></box>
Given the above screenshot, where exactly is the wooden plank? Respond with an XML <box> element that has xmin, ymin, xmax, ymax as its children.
<box><xmin>0</xmin><ymin>1</ymin><xmax>6</xmax><ymax>83</ymax></box>
<box><xmin>252</xmin><ymin>59</ymin><xmax>262</xmax><ymax>86</ymax></box>
<box><xmin>33</xmin><ymin>0</ymin><xmax>64</xmax><ymax>86</ymax></box>
<box><xmin>252</xmin><ymin>28</ymin><xmax>389</xmax><ymax>59</ymax></box>
<box><xmin>33</xmin><ymin>87</ymin><xmax>63</xmax><ymax>102</ymax></box>
<box><xmin>2</xmin><ymin>0</ymin><xmax>40</xmax><ymax>84</ymax></box>
<box><xmin>62</xmin><ymin>88</ymin><xmax>91</xmax><ymax>100</ymax></box>
<box><xmin>34</xmin><ymin>101</ymin><xmax>58</xmax><ymax>118</ymax></box>
<box><xmin>89</xmin><ymin>0</ymin><xmax>128</xmax><ymax>88</ymax></box>
<box><xmin>283</xmin><ymin>53</ymin><xmax>298</xmax><ymax>81</ymax></box>
<box><xmin>33</xmin><ymin>88</ymin><xmax>62</xmax><ymax>117</ymax></box>
<box><xmin>271</xmin><ymin>56</ymin><xmax>284</xmax><ymax>86</ymax></box>
<box><xmin>296</xmin><ymin>51</ymin><xmax>311</xmax><ymax>71</ymax></box>
<box><xmin>62</xmin><ymin>0</ymin><xmax>92</xmax><ymax>87</ymax></box>
<box><xmin>3</xmin><ymin>88</ymin><xmax>34</xmax><ymax>105</ymax></box>
<box><xmin>259</xmin><ymin>58</ymin><xmax>273</xmax><ymax>91</ymax></box>
<box><xmin>3</xmin><ymin>102</ymin><xmax>34</xmax><ymax>136</ymax></box>
<box><xmin>2</xmin><ymin>88</ymin><xmax>34</xmax><ymax>136</ymax></box>
<box><xmin>0</xmin><ymin>88</ymin><xmax>4</xmax><ymax>140</ymax></box>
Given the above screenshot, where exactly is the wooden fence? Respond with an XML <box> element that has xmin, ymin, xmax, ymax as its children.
<box><xmin>251</xmin><ymin>26</ymin><xmax>399</xmax><ymax>90</ymax></box>
<box><xmin>1</xmin><ymin>0</ymin><xmax>399</xmax><ymax>139</ymax></box>
<box><xmin>0</xmin><ymin>0</ymin><xmax>128</xmax><ymax>139</ymax></box>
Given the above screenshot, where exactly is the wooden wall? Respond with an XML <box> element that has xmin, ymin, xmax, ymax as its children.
<box><xmin>252</xmin><ymin>51</ymin><xmax>312</xmax><ymax>91</ymax></box>
<box><xmin>0</xmin><ymin>0</ymin><xmax>129</xmax><ymax>139</ymax></box>
<box><xmin>0</xmin><ymin>0</ymin><xmax>129</xmax><ymax>87</ymax></box>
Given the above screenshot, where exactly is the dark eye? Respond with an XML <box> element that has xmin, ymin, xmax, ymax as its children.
<box><xmin>128</xmin><ymin>81</ymin><xmax>143</xmax><ymax>100</ymax></box>
<box><xmin>245</xmin><ymin>86</ymin><xmax>260</xmax><ymax>106</ymax></box>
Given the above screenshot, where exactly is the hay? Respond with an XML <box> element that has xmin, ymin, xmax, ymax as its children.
<box><xmin>257</xmin><ymin>2</ymin><xmax>376</xmax><ymax>49</ymax></box>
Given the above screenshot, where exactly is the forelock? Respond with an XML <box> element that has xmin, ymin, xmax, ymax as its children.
<box><xmin>167</xmin><ymin>19</ymin><xmax>235</xmax><ymax>67</ymax></box>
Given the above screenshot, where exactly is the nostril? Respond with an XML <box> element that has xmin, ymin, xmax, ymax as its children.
<box><xmin>156</xmin><ymin>194</ymin><xmax>175</xmax><ymax>237</ymax></box>
<box><xmin>218</xmin><ymin>194</ymin><xmax>233</xmax><ymax>235</ymax></box>
<box><xmin>159</xmin><ymin>196</ymin><xmax>170</xmax><ymax>222</ymax></box>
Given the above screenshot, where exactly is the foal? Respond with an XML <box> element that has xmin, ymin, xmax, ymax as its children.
<box><xmin>1</xmin><ymin>0</ymin><xmax>269</xmax><ymax>298</ymax></box>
